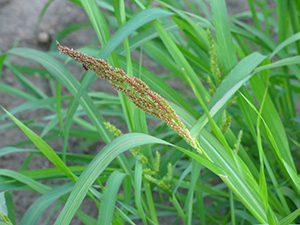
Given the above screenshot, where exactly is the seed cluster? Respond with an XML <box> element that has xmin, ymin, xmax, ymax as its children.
<box><xmin>57</xmin><ymin>41</ymin><xmax>198</xmax><ymax>149</ymax></box>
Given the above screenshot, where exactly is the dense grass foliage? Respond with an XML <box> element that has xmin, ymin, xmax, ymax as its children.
<box><xmin>1</xmin><ymin>0</ymin><xmax>300</xmax><ymax>224</ymax></box>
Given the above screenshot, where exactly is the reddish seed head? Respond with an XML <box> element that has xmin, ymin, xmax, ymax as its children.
<box><xmin>56</xmin><ymin>41</ymin><xmax>198</xmax><ymax>150</ymax></box>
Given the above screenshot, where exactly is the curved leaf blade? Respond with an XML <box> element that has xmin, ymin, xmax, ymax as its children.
<box><xmin>98</xmin><ymin>171</ymin><xmax>126</xmax><ymax>225</ymax></box>
<box><xmin>54</xmin><ymin>133</ymin><xmax>170</xmax><ymax>225</ymax></box>
<box><xmin>100</xmin><ymin>8</ymin><xmax>174</xmax><ymax>59</ymax></box>
<box><xmin>20</xmin><ymin>183</ymin><xmax>74</xmax><ymax>225</ymax></box>
<box><xmin>7</xmin><ymin>47</ymin><xmax>113</xmax><ymax>143</ymax></box>
<box><xmin>190</xmin><ymin>52</ymin><xmax>266</xmax><ymax>137</ymax></box>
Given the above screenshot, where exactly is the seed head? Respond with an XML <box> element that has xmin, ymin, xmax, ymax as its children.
<box><xmin>57</xmin><ymin>41</ymin><xmax>199</xmax><ymax>150</ymax></box>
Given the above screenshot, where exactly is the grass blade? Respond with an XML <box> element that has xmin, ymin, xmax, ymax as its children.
<box><xmin>1</xmin><ymin>106</ymin><xmax>77</xmax><ymax>182</ymax></box>
<box><xmin>54</xmin><ymin>133</ymin><xmax>170</xmax><ymax>225</ymax></box>
<box><xmin>211</xmin><ymin>0</ymin><xmax>237</xmax><ymax>74</ymax></box>
<box><xmin>98</xmin><ymin>171</ymin><xmax>127</xmax><ymax>225</ymax></box>
<box><xmin>20</xmin><ymin>183</ymin><xmax>74</xmax><ymax>225</ymax></box>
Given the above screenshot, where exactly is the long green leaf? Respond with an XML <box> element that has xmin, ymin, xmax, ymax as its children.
<box><xmin>20</xmin><ymin>183</ymin><xmax>74</xmax><ymax>225</ymax></box>
<box><xmin>211</xmin><ymin>0</ymin><xmax>237</xmax><ymax>74</ymax></box>
<box><xmin>98</xmin><ymin>171</ymin><xmax>126</xmax><ymax>225</ymax></box>
<box><xmin>54</xmin><ymin>133</ymin><xmax>170</xmax><ymax>225</ymax></box>
<box><xmin>280</xmin><ymin>208</ymin><xmax>300</xmax><ymax>225</ymax></box>
<box><xmin>0</xmin><ymin>169</ymin><xmax>51</xmax><ymax>194</ymax></box>
<box><xmin>190</xmin><ymin>52</ymin><xmax>266</xmax><ymax>137</ymax></box>
<box><xmin>1</xmin><ymin>106</ymin><xmax>77</xmax><ymax>182</ymax></box>
<box><xmin>100</xmin><ymin>8</ymin><xmax>174</xmax><ymax>60</ymax></box>
<box><xmin>7</xmin><ymin>48</ymin><xmax>113</xmax><ymax>143</ymax></box>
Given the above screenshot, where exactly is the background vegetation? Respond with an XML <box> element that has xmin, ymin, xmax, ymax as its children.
<box><xmin>1</xmin><ymin>0</ymin><xmax>300</xmax><ymax>224</ymax></box>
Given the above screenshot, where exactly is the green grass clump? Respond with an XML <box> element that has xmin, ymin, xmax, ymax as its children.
<box><xmin>1</xmin><ymin>0</ymin><xmax>300</xmax><ymax>224</ymax></box>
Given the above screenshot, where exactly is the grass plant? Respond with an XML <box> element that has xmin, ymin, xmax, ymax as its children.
<box><xmin>1</xmin><ymin>0</ymin><xmax>300</xmax><ymax>224</ymax></box>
